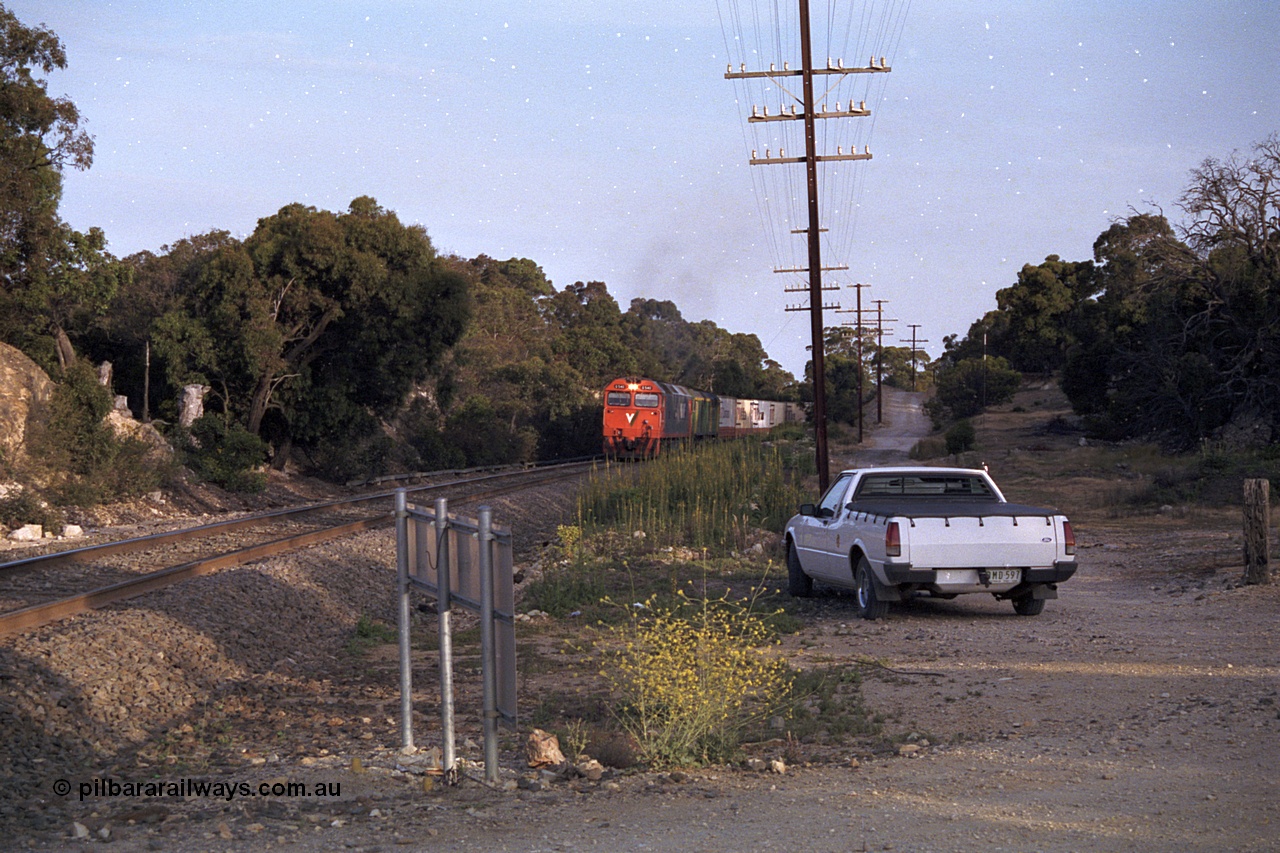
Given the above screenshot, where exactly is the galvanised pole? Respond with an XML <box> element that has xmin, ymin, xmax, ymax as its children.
<box><xmin>435</xmin><ymin>497</ymin><xmax>456</xmax><ymax>781</ymax></box>
<box><xmin>477</xmin><ymin>505</ymin><xmax>499</xmax><ymax>785</ymax></box>
<box><xmin>395</xmin><ymin>489</ymin><xmax>413</xmax><ymax>752</ymax></box>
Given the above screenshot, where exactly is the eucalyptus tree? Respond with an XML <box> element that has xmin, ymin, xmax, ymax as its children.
<box><xmin>147</xmin><ymin>197</ymin><xmax>469</xmax><ymax>468</ymax></box>
<box><xmin>0</xmin><ymin>4</ymin><xmax>119</xmax><ymax>371</ymax></box>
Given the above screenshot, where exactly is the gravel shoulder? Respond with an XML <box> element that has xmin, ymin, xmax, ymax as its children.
<box><xmin>3</xmin><ymin>391</ymin><xmax>1278</xmax><ymax>852</ymax></box>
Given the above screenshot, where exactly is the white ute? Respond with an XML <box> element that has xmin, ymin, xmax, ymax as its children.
<box><xmin>783</xmin><ymin>467</ymin><xmax>1077</xmax><ymax>618</ymax></box>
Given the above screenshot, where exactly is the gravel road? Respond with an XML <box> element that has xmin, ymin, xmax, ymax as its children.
<box><xmin>2</xmin><ymin>390</ymin><xmax>1277</xmax><ymax>852</ymax></box>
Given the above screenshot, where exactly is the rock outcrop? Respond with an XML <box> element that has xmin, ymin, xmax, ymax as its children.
<box><xmin>0</xmin><ymin>343</ymin><xmax>54</xmax><ymax>461</ymax></box>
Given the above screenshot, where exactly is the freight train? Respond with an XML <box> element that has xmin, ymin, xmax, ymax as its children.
<box><xmin>602</xmin><ymin>376</ymin><xmax>804</xmax><ymax>459</ymax></box>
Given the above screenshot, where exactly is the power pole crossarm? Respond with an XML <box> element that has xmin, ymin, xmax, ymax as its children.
<box><xmin>751</xmin><ymin>148</ymin><xmax>872</xmax><ymax>165</ymax></box>
<box><xmin>725</xmin><ymin>57</ymin><xmax>892</xmax><ymax>79</ymax></box>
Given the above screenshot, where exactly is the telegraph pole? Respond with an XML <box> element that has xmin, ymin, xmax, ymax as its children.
<box><xmin>904</xmin><ymin>324</ymin><xmax>929</xmax><ymax>392</ymax></box>
<box><xmin>726</xmin><ymin>5</ymin><xmax>890</xmax><ymax>493</ymax></box>
<box><xmin>872</xmin><ymin>299</ymin><xmax>897</xmax><ymax>424</ymax></box>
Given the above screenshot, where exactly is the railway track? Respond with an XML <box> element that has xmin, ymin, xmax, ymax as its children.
<box><xmin>0</xmin><ymin>460</ymin><xmax>595</xmax><ymax>637</ymax></box>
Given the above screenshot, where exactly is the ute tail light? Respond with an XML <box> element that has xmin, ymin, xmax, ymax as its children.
<box><xmin>885</xmin><ymin>521</ymin><xmax>901</xmax><ymax>558</ymax></box>
<box><xmin>1062</xmin><ymin>520</ymin><xmax>1076</xmax><ymax>556</ymax></box>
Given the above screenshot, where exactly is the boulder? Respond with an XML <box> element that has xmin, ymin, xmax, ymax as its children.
<box><xmin>8</xmin><ymin>524</ymin><xmax>43</xmax><ymax>542</ymax></box>
<box><xmin>524</xmin><ymin>728</ymin><xmax>566</xmax><ymax>768</ymax></box>
<box><xmin>106</xmin><ymin>409</ymin><xmax>172</xmax><ymax>457</ymax></box>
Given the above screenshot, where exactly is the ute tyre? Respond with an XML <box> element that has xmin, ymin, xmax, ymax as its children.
<box><xmin>1013</xmin><ymin>595</ymin><xmax>1045</xmax><ymax>616</ymax></box>
<box><xmin>787</xmin><ymin>542</ymin><xmax>813</xmax><ymax>598</ymax></box>
<box><xmin>855</xmin><ymin>557</ymin><xmax>888</xmax><ymax>620</ymax></box>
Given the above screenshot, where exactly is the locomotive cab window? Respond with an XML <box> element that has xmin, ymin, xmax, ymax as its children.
<box><xmin>606</xmin><ymin>391</ymin><xmax>631</xmax><ymax>407</ymax></box>
<box><xmin>634</xmin><ymin>393</ymin><xmax>660</xmax><ymax>408</ymax></box>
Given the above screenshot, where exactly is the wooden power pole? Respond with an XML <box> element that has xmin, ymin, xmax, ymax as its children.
<box><xmin>872</xmin><ymin>299</ymin><xmax>897</xmax><ymax>424</ymax></box>
<box><xmin>835</xmin><ymin>283</ymin><xmax>870</xmax><ymax>444</ymax></box>
<box><xmin>904</xmin><ymin>324</ymin><xmax>929</xmax><ymax>392</ymax></box>
<box><xmin>726</xmin><ymin>2</ymin><xmax>890</xmax><ymax>492</ymax></box>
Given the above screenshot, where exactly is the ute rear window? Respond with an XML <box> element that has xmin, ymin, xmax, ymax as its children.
<box><xmin>855</xmin><ymin>474</ymin><xmax>995</xmax><ymax>499</ymax></box>
<box><xmin>634</xmin><ymin>393</ymin><xmax>660</xmax><ymax>408</ymax></box>
<box><xmin>606</xmin><ymin>391</ymin><xmax>631</xmax><ymax>407</ymax></box>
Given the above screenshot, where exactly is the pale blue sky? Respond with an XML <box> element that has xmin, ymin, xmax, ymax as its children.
<box><xmin>12</xmin><ymin>1</ymin><xmax>1278</xmax><ymax>377</ymax></box>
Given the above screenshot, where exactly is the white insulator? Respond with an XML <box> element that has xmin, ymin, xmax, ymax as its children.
<box><xmin>783</xmin><ymin>61</ymin><xmax>790</xmax><ymax>71</ymax></box>
<box><xmin>838</xmin><ymin>58</ymin><xmax>845</xmax><ymax>69</ymax></box>
<box><xmin>837</xmin><ymin>146</ymin><xmax>843</xmax><ymax>155</ymax></box>
<box><xmin>860</xmin><ymin>100</ymin><xmax>866</xmax><ymax>110</ymax></box>
<box><xmin>751</xmin><ymin>149</ymin><xmax>758</xmax><ymax>159</ymax></box>
<box><xmin>880</xmin><ymin>56</ymin><xmax>886</xmax><ymax>67</ymax></box>
<box><xmin>770</xmin><ymin>63</ymin><xmax>776</xmax><ymax>71</ymax></box>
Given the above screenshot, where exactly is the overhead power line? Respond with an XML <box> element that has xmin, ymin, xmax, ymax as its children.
<box><xmin>719</xmin><ymin>0</ymin><xmax>905</xmax><ymax>490</ymax></box>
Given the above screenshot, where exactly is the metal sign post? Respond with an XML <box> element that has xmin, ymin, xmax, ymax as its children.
<box><xmin>395</xmin><ymin>490</ymin><xmax>516</xmax><ymax>786</ymax></box>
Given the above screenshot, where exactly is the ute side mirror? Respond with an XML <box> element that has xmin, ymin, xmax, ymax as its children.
<box><xmin>798</xmin><ymin>503</ymin><xmax>816</xmax><ymax>517</ymax></box>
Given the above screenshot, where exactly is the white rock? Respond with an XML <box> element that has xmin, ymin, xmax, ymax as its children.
<box><xmin>62</xmin><ymin>524</ymin><xmax>83</xmax><ymax>539</ymax></box>
<box><xmin>8</xmin><ymin>523</ymin><xmax>42</xmax><ymax>541</ymax></box>
<box><xmin>576</xmin><ymin>758</ymin><xmax>604</xmax><ymax>781</ymax></box>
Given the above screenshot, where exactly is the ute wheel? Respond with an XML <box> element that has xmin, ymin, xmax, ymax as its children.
<box><xmin>1012</xmin><ymin>595</ymin><xmax>1046</xmax><ymax>616</ymax></box>
<box><xmin>787</xmin><ymin>541</ymin><xmax>813</xmax><ymax>598</ymax></box>
<box><xmin>855</xmin><ymin>556</ymin><xmax>888</xmax><ymax>620</ymax></box>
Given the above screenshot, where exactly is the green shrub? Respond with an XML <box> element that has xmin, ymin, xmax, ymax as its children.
<box><xmin>27</xmin><ymin>362</ymin><xmax>168</xmax><ymax>507</ymax></box>
<box><xmin>909</xmin><ymin>436</ymin><xmax>948</xmax><ymax>460</ymax></box>
<box><xmin>0</xmin><ymin>489</ymin><xmax>64</xmax><ymax>534</ymax></box>
<box><xmin>179</xmin><ymin>415</ymin><xmax>268</xmax><ymax>493</ymax></box>
<box><xmin>346</xmin><ymin>614</ymin><xmax>398</xmax><ymax>654</ymax></box>
<box><xmin>311</xmin><ymin>432</ymin><xmax>394</xmax><ymax>483</ymax></box>
<box><xmin>945</xmin><ymin>420</ymin><xmax>976</xmax><ymax>455</ymax></box>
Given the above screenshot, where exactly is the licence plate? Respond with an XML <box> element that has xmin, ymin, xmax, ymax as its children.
<box><xmin>987</xmin><ymin>569</ymin><xmax>1021</xmax><ymax>584</ymax></box>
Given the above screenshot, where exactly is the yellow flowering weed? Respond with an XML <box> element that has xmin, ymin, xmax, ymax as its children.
<box><xmin>600</xmin><ymin>591</ymin><xmax>791</xmax><ymax>767</ymax></box>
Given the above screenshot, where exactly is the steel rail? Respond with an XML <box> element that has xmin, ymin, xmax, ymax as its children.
<box><xmin>0</xmin><ymin>462</ymin><xmax>593</xmax><ymax>637</ymax></box>
<box><xmin>0</xmin><ymin>460</ymin><xmax>595</xmax><ymax>575</ymax></box>
<box><xmin>0</xmin><ymin>515</ymin><xmax>391</xmax><ymax>636</ymax></box>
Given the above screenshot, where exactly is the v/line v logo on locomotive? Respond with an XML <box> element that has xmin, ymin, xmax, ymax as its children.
<box><xmin>602</xmin><ymin>377</ymin><xmax>805</xmax><ymax>459</ymax></box>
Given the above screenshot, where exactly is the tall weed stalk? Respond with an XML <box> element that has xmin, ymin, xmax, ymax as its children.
<box><xmin>578</xmin><ymin>441</ymin><xmax>805</xmax><ymax>552</ymax></box>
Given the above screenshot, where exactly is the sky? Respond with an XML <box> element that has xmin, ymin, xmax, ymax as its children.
<box><xmin>11</xmin><ymin>0</ymin><xmax>1279</xmax><ymax>379</ymax></box>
